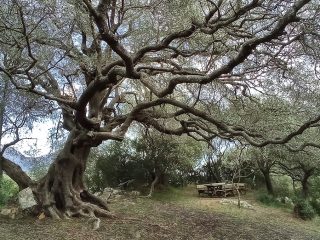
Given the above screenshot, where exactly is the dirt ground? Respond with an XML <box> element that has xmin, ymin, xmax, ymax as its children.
<box><xmin>1</xmin><ymin>191</ymin><xmax>320</xmax><ymax>240</ymax></box>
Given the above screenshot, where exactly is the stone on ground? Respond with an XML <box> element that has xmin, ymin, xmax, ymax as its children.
<box><xmin>18</xmin><ymin>187</ymin><xmax>37</xmax><ymax>210</ymax></box>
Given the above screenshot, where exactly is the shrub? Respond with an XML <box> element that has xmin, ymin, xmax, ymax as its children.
<box><xmin>257</xmin><ymin>193</ymin><xmax>275</xmax><ymax>205</ymax></box>
<box><xmin>310</xmin><ymin>198</ymin><xmax>320</xmax><ymax>216</ymax></box>
<box><xmin>0</xmin><ymin>176</ymin><xmax>19</xmax><ymax>207</ymax></box>
<box><xmin>293</xmin><ymin>199</ymin><xmax>316</xmax><ymax>220</ymax></box>
<box><xmin>310</xmin><ymin>177</ymin><xmax>320</xmax><ymax>199</ymax></box>
<box><xmin>272</xmin><ymin>175</ymin><xmax>293</xmax><ymax>197</ymax></box>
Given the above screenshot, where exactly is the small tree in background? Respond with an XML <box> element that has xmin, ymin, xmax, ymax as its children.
<box><xmin>278</xmin><ymin>151</ymin><xmax>319</xmax><ymax>199</ymax></box>
<box><xmin>223</xmin><ymin>145</ymin><xmax>253</xmax><ymax>207</ymax></box>
<box><xmin>86</xmin><ymin>128</ymin><xmax>202</xmax><ymax>194</ymax></box>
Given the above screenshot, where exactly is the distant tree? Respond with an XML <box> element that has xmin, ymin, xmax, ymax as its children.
<box><xmin>87</xmin><ymin>139</ymin><xmax>145</xmax><ymax>191</ymax></box>
<box><xmin>133</xmin><ymin>129</ymin><xmax>202</xmax><ymax>196</ymax></box>
<box><xmin>202</xmin><ymin>139</ymin><xmax>228</xmax><ymax>183</ymax></box>
<box><xmin>222</xmin><ymin>146</ymin><xmax>252</xmax><ymax>182</ymax></box>
<box><xmin>248</xmin><ymin>146</ymin><xmax>281</xmax><ymax>196</ymax></box>
<box><xmin>87</xmin><ymin>128</ymin><xmax>202</xmax><ymax>194</ymax></box>
<box><xmin>278</xmin><ymin>150</ymin><xmax>319</xmax><ymax>198</ymax></box>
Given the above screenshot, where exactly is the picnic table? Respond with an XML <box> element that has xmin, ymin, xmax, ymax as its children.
<box><xmin>196</xmin><ymin>182</ymin><xmax>246</xmax><ymax>197</ymax></box>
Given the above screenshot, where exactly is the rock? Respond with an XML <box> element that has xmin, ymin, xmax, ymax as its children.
<box><xmin>284</xmin><ymin>196</ymin><xmax>294</xmax><ymax>206</ymax></box>
<box><xmin>220</xmin><ymin>199</ymin><xmax>233</xmax><ymax>205</ymax></box>
<box><xmin>113</xmin><ymin>194</ymin><xmax>123</xmax><ymax>200</ymax></box>
<box><xmin>129</xmin><ymin>191</ymin><xmax>140</xmax><ymax>197</ymax></box>
<box><xmin>219</xmin><ymin>198</ymin><xmax>254</xmax><ymax>209</ymax></box>
<box><xmin>93</xmin><ymin>192</ymin><xmax>100</xmax><ymax>196</ymax></box>
<box><xmin>100</xmin><ymin>191</ymin><xmax>112</xmax><ymax>200</ymax></box>
<box><xmin>112</xmin><ymin>189</ymin><xmax>123</xmax><ymax>195</ymax></box>
<box><xmin>98</xmin><ymin>187</ymin><xmax>126</xmax><ymax>201</ymax></box>
<box><xmin>18</xmin><ymin>187</ymin><xmax>37</xmax><ymax>210</ymax></box>
<box><xmin>99</xmin><ymin>187</ymin><xmax>114</xmax><ymax>200</ymax></box>
<box><xmin>103</xmin><ymin>187</ymin><xmax>114</xmax><ymax>193</ymax></box>
<box><xmin>275</xmin><ymin>197</ymin><xmax>282</xmax><ymax>203</ymax></box>
<box><xmin>0</xmin><ymin>207</ymin><xmax>19</xmax><ymax>219</ymax></box>
<box><xmin>240</xmin><ymin>201</ymin><xmax>254</xmax><ymax>209</ymax></box>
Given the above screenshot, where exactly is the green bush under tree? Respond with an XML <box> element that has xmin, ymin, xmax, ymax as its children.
<box><xmin>0</xmin><ymin>175</ymin><xmax>19</xmax><ymax>207</ymax></box>
<box><xmin>293</xmin><ymin>199</ymin><xmax>316</xmax><ymax>220</ymax></box>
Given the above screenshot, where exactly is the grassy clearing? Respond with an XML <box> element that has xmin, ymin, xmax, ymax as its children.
<box><xmin>1</xmin><ymin>186</ymin><xmax>320</xmax><ymax>240</ymax></box>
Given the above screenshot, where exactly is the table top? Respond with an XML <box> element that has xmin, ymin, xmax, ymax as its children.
<box><xmin>204</xmin><ymin>183</ymin><xmax>226</xmax><ymax>187</ymax></box>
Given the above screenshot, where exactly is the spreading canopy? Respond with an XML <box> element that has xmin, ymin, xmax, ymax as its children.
<box><xmin>0</xmin><ymin>0</ymin><xmax>319</xmax><ymax>148</ymax></box>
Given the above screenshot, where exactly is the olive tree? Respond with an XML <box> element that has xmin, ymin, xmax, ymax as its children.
<box><xmin>0</xmin><ymin>0</ymin><xmax>319</xmax><ymax>222</ymax></box>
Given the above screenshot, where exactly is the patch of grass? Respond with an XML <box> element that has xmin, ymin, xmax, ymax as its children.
<box><xmin>152</xmin><ymin>186</ymin><xmax>193</xmax><ymax>202</ymax></box>
<box><xmin>163</xmin><ymin>186</ymin><xmax>317</xmax><ymax>234</ymax></box>
<box><xmin>1</xmin><ymin>186</ymin><xmax>320</xmax><ymax>240</ymax></box>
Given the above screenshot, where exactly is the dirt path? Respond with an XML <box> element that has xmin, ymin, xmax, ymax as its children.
<box><xmin>1</xmin><ymin>196</ymin><xmax>319</xmax><ymax>240</ymax></box>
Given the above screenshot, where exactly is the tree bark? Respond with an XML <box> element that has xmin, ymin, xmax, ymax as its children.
<box><xmin>292</xmin><ymin>178</ymin><xmax>296</xmax><ymax>193</ymax></box>
<box><xmin>1</xmin><ymin>156</ymin><xmax>32</xmax><ymax>190</ymax></box>
<box><xmin>0</xmin><ymin>76</ymin><xmax>9</xmax><ymax>177</ymax></box>
<box><xmin>301</xmin><ymin>171</ymin><xmax>312</xmax><ymax>198</ymax></box>
<box><xmin>31</xmin><ymin>130</ymin><xmax>114</xmax><ymax>220</ymax></box>
<box><xmin>147</xmin><ymin>175</ymin><xmax>159</xmax><ymax>198</ymax></box>
<box><xmin>301</xmin><ymin>178</ymin><xmax>308</xmax><ymax>198</ymax></box>
<box><xmin>261</xmin><ymin>169</ymin><xmax>274</xmax><ymax>196</ymax></box>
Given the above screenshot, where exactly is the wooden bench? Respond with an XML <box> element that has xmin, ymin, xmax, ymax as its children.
<box><xmin>197</xmin><ymin>183</ymin><xmax>246</xmax><ymax>197</ymax></box>
<box><xmin>196</xmin><ymin>184</ymin><xmax>209</xmax><ymax>196</ymax></box>
<box><xmin>216</xmin><ymin>183</ymin><xmax>247</xmax><ymax>197</ymax></box>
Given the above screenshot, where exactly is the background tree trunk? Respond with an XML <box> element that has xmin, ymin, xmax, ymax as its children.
<box><xmin>261</xmin><ymin>169</ymin><xmax>274</xmax><ymax>196</ymax></box>
<box><xmin>301</xmin><ymin>172</ymin><xmax>312</xmax><ymax>198</ymax></box>
<box><xmin>147</xmin><ymin>175</ymin><xmax>159</xmax><ymax>198</ymax></box>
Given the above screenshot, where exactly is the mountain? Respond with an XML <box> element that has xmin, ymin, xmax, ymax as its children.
<box><xmin>4</xmin><ymin>147</ymin><xmax>54</xmax><ymax>172</ymax></box>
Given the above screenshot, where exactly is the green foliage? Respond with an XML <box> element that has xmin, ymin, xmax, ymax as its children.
<box><xmin>86</xmin><ymin>140</ymin><xmax>139</xmax><ymax>192</ymax></box>
<box><xmin>29</xmin><ymin>163</ymin><xmax>49</xmax><ymax>180</ymax></box>
<box><xmin>256</xmin><ymin>192</ymin><xmax>293</xmax><ymax>209</ymax></box>
<box><xmin>225</xmin><ymin>97</ymin><xmax>297</xmax><ymax>140</ymax></box>
<box><xmin>272</xmin><ymin>175</ymin><xmax>294</xmax><ymax>197</ymax></box>
<box><xmin>86</xmin><ymin>132</ymin><xmax>203</xmax><ymax>192</ymax></box>
<box><xmin>0</xmin><ymin>176</ymin><xmax>19</xmax><ymax>207</ymax></box>
<box><xmin>310</xmin><ymin>198</ymin><xmax>320</xmax><ymax>216</ymax></box>
<box><xmin>310</xmin><ymin>176</ymin><xmax>320</xmax><ymax>199</ymax></box>
<box><xmin>257</xmin><ymin>193</ymin><xmax>277</xmax><ymax>206</ymax></box>
<box><xmin>293</xmin><ymin>199</ymin><xmax>316</xmax><ymax>220</ymax></box>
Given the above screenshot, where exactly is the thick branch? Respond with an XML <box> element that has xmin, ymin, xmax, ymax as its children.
<box><xmin>1</xmin><ymin>156</ymin><xmax>32</xmax><ymax>189</ymax></box>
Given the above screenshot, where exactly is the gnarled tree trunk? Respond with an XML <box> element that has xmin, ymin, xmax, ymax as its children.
<box><xmin>31</xmin><ymin>130</ymin><xmax>114</xmax><ymax>220</ymax></box>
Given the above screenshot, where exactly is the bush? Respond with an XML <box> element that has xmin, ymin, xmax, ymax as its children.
<box><xmin>0</xmin><ymin>176</ymin><xmax>19</xmax><ymax>207</ymax></box>
<box><xmin>310</xmin><ymin>177</ymin><xmax>320</xmax><ymax>199</ymax></box>
<box><xmin>293</xmin><ymin>199</ymin><xmax>316</xmax><ymax>220</ymax></box>
<box><xmin>310</xmin><ymin>198</ymin><xmax>320</xmax><ymax>216</ymax></box>
<box><xmin>273</xmin><ymin>175</ymin><xmax>293</xmax><ymax>197</ymax></box>
<box><xmin>257</xmin><ymin>193</ymin><xmax>275</xmax><ymax>205</ymax></box>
